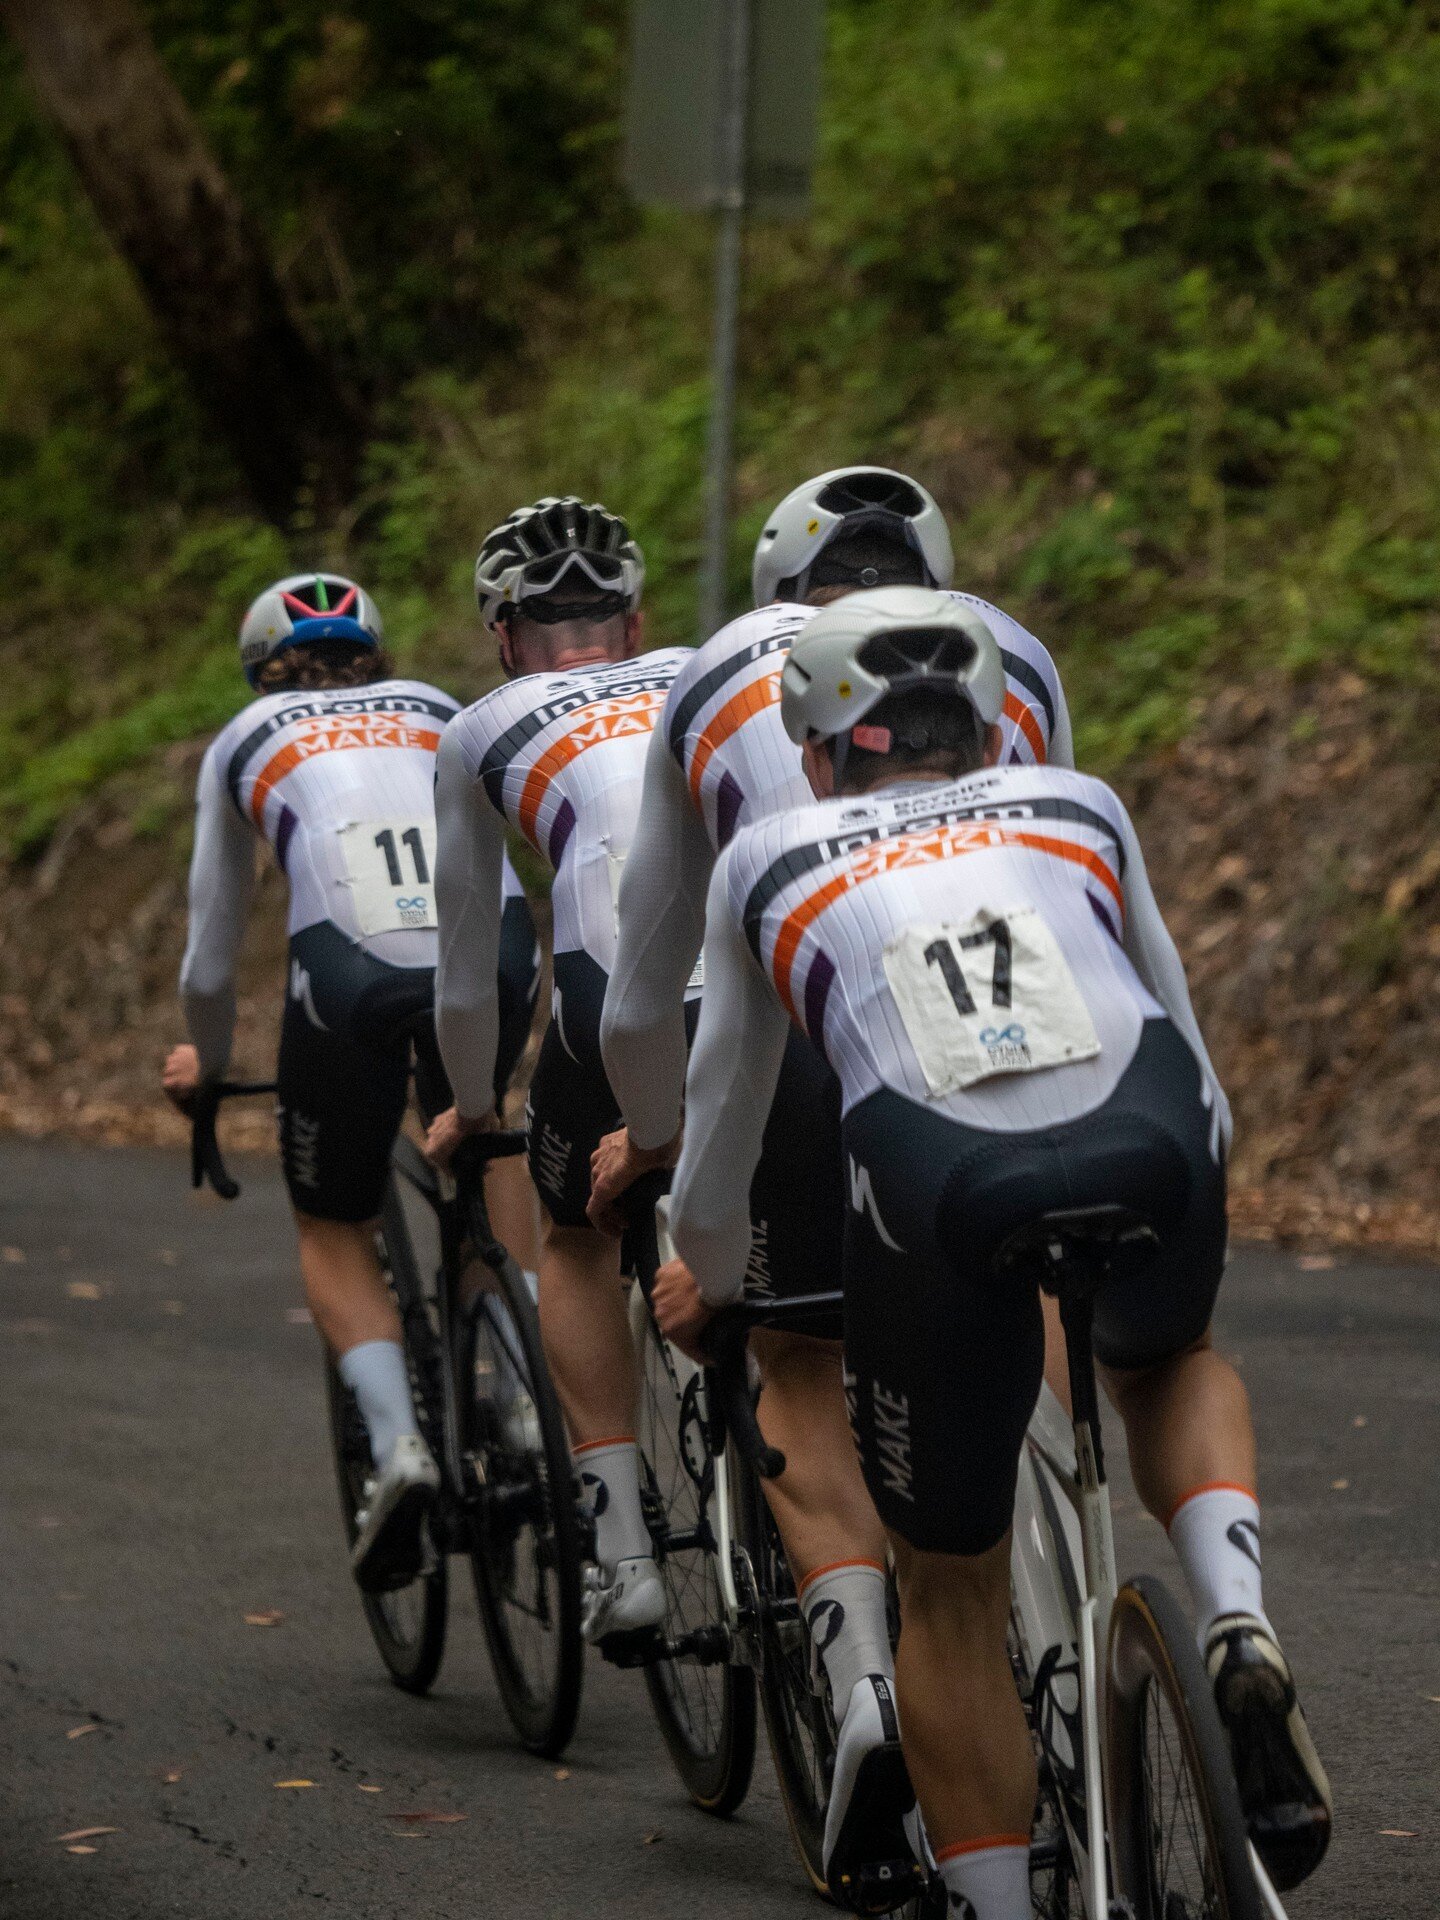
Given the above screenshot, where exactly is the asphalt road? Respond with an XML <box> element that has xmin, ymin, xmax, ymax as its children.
<box><xmin>2</xmin><ymin>1138</ymin><xmax>1436</xmax><ymax>1919</ymax></box>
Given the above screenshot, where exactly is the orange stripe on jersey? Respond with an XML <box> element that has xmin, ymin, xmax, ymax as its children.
<box><xmin>687</xmin><ymin>669</ymin><xmax>783</xmax><ymax>808</ymax></box>
<box><xmin>515</xmin><ymin>691</ymin><xmax>665</xmax><ymax>846</ymax></box>
<box><xmin>248</xmin><ymin>716</ymin><xmax>442</xmax><ymax>826</ymax></box>
<box><xmin>770</xmin><ymin>821</ymin><xmax>1123</xmax><ymax>1016</ymax></box>
<box><xmin>1004</xmin><ymin>688</ymin><xmax>1047</xmax><ymax>762</ymax></box>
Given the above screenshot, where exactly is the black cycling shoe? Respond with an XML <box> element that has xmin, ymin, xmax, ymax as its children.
<box><xmin>1205</xmin><ymin>1613</ymin><xmax>1333</xmax><ymax>1891</ymax></box>
<box><xmin>824</xmin><ymin>1675</ymin><xmax>926</xmax><ymax>1916</ymax></box>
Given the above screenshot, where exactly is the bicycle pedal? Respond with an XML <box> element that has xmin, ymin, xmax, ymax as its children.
<box><xmin>836</xmin><ymin>1857</ymin><xmax>927</xmax><ymax>1916</ymax></box>
<box><xmin>595</xmin><ymin>1625</ymin><xmax>664</xmax><ymax>1669</ymax></box>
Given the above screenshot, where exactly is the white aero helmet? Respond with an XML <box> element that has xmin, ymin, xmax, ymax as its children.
<box><xmin>474</xmin><ymin>495</ymin><xmax>644</xmax><ymax>632</ymax></box>
<box><xmin>780</xmin><ymin>586</ymin><xmax>1006</xmax><ymax>748</ymax></box>
<box><xmin>751</xmin><ymin>466</ymin><xmax>954</xmax><ymax>608</ymax></box>
<box><xmin>239</xmin><ymin>572</ymin><xmax>383</xmax><ymax>688</ymax></box>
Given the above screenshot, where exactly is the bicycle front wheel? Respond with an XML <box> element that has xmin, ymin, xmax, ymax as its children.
<box><xmin>1106</xmin><ymin>1575</ymin><xmax>1264</xmax><ymax>1920</ymax></box>
<box><xmin>461</xmin><ymin>1256</ymin><xmax>584</xmax><ymax>1758</ymax></box>
<box><xmin>636</xmin><ymin>1306</ymin><xmax>756</xmax><ymax>1815</ymax></box>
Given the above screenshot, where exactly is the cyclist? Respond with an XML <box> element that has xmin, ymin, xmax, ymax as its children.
<box><xmin>426</xmin><ymin>497</ymin><xmax>694</xmax><ymax>1645</ymax></box>
<box><xmin>656</xmin><ymin>588</ymin><xmax>1332</xmax><ymax>1915</ymax></box>
<box><xmin>161</xmin><ymin>573</ymin><xmax>540</xmax><ymax>1594</ymax></box>
<box><xmin>590</xmin><ymin>467</ymin><xmax>1072</xmax><ymax>1904</ymax></box>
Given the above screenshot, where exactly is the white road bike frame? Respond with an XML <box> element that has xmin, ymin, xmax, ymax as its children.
<box><xmin>1013</xmin><ymin>1381</ymin><xmax>1291</xmax><ymax>1919</ymax></box>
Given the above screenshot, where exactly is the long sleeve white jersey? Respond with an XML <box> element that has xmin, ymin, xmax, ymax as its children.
<box><xmin>601</xmin><ymin>594</ymin><xmax>1074</xmax><ymax>1149</ymax></box>
<box><xmin>434</xmin><ymin>647</ymin><xmax>693</xmax><ymax>1119</ymax></box>
<box><xmin>178</xmin><ymin>677</ymin><xmax>528</xmax><ymax>1081</ymax></box>
<box><xmin>670</xmin><ymin>764</ymin><xmax>1230</xmax><ymax>1305</ymax></box>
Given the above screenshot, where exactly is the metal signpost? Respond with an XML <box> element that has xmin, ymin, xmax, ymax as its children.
<box><xmin>625</xmin><ymin>0</ymin><xmax>825</xmax><ymax>640</ymax></box>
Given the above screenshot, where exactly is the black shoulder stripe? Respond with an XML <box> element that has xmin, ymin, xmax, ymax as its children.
<box><xmin>740</xmin><ymin>839</ymin><xmax>836</xmax><ymax>963</ymax></box>
<box><xmin>1000</xmin><ymin>647</ymin><xmax>1057</xmax><ymax>739</ymax></box>
<box><xmin>939</xmin><ymin>794</ymin><xmax>1125</xmax><ymax>874</ymax></box>
<box><xmin>667</xmin><ymin>626</ymin><xmax>800</xmax><ymax>763</ymax></box>
<box><xmin>224</xmin><ymin>691</ymin><xmax>456</xmax><ymax>812</ymax></box>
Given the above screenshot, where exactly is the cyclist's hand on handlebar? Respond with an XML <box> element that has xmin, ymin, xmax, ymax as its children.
<box><xmin>424</xmin><ymin>1104</ymin><xmax>497</xmax><ymax>1168</ymax></box>
<box><xmin>162</xmin><ymin>1043</ymin><xmax>201</xmax><ymax>1116</ymax></box>
<box><xmin>587</xmin><ymin>1125</ymin><xmax>680</xmax><ymax>1235</ymax></box>
<box><xmin>652</xmin><ymin>1255</ymin><xmax>714</xmax><ymax>1363</ymax></box>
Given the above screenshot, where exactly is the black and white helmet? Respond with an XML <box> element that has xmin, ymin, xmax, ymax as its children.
<box><xmin>474</xmin><ymin>496</ymin><xmax>645</xmax><ymax>631</ymax></box>
<box><xmin>238</xmin><ymin>572</ymin><xmax>383</xmax><ymax>688</ymax></box>
<box><xmin>751</xmin><ymin>466</ymin><xmax>954</xmax><ymax>608</ymax></box>
<box><xmin>780</xmin><ymin>587</ymin><xmax>1005</xmax><ymax>745</ymax></box>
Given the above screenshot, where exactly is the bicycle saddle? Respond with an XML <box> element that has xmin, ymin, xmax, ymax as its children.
<box><xmin>994</xmin><ymin>1204</ymin><xmax>1160</xmax><ymax>1292</ymax></box>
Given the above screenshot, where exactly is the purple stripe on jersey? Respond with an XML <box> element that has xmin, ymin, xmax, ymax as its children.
<box><xmin>1088</xmin><ymin>891</ymin><xmax>1122</xmax><ymax>944</ymax></box>
<box><xmin>715</xmin><ymin>770</ymin><xmax>746</xmax><ymax>848</ymax></box>
<box><xmin>547</xmin><ymin>798</ymin><xmax>577</xmax><ymax>867</ymax></box>
<box><xmin>803</xmin><ymin>950</ymin><xmax>837</xmax><ymax>1054</ymax></box>
<box><xmin>274</xmin><ymin>804</ymin><xmax>299</xmax><ymax>873</ymax></box>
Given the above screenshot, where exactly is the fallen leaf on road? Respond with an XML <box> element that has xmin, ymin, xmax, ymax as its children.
<box><xmin>642</xmin><ymin>1830</ymin><xmax>662</xmax><ymax>1846</ymax></box>
<box><xmin>1296</xmin><ymin>1253</ymin><xmax>1334</xmax><ymax>1271</ymax></box>
<box><xmin>358</xmin><ymin>1784</ymin><xmax>382</xmax><ymax>1793</ymax></box>
<box><xmin>3</xmin><ymin>1246</ymin><xmax>25</xmax><ymax>1263</ymax></box>
<box><xmin>244</xmin><ymin>1610</ymin><xmax>284</xmax><ymax>1627</ymax></box>
<box><xmin>388</xmin><ymin>1829</ymin><xmax>429</xmax><ymax>1840</ymax></box>
<box><xmin>553</xmin><ymin>1768</ymin><xmax>570</xmax><ymax>1782</ymax></box>
<box><xmin>1426</xmin><ymin>1695</ymin><xmax>1440</xmax><ymax>1704</ymax></box>
<box><xmin>67</xmin><ymin>1281</ymin><xmax>101</xmax><ymax>1301</ymax></box>
<box><xmin>56</xmin><ymin>1827</ymin><xmax>118</xmax><ymax>1843</ymax></box>
<box><xmin>66</xmin><ymin>1724</ymin><xmax>99</xmax><ymax>1740</ymax></box>
<box><xmin>163</xmin><ymin>1770</ymin><xmax>182</xmax><ymax>1784</ymax></box>
<box><xmin>387</xmin><ymin>1811</ymin><xmax>465</xmax><ymax>1825</ymax></box>
<box><xmin>66</xmin><ymin>1845</ymin><xmax>97</xmax><ymax>1856</ymax></box>
<box><xmin>1330</xmin><ymin>1478</ymin><xmax>1350</xmax><ymax>1491</ymax></box>
<box><xmin>38</xmin><ymin>1516</ymin><xmax>62</xmax><ymax>1529</ymax></box>
<box><xmin>1379</xmin><ymin>1829</ymin><xmax>1417</xmax><ymax>1838</ymax></box>
<box><xmin>274</xmin><ymin>1780</ymin><xmax>314</xmax><ymax>1790</ymax></box>
<box><xmin>1352</xmin><ymin>1415</ymin><xmax>1368</xmax><ymax>1428</ymax></box>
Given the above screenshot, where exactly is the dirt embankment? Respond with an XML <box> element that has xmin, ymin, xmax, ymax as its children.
<box><xmin>2</xmin><ymin>676</ymin><xmax>1437</xmax><ymax>1255</ymax></box>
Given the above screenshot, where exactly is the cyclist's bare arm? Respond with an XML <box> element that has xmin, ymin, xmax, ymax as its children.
<box><xmin>669</xmin><ymin>855</ymin><xmax>790</xmax><ymax>1309</ymax></box>
<box><xmin>599</xmin><ymin>721</ymin><xmax>715</xmax><ymax>1152</ymax></box>
<box><xmin>433</xmin><ymin>723</ymin><xmax>506</xmax><ymax>1130</ymax></box>
<box><xmin>178</xmin><ymin>742</ymin><xmax>257</xmax><ymax>1082</ymax></box>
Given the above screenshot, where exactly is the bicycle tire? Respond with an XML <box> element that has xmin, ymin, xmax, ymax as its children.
<box><xmin>461</xmin><ymin>1254</ymin><xmax>584</xmax><ymax>1758</ymax></box>
<box><xmin>1106</xmin><ymin>1575</ymin><xmax>1265</xmax><ymax>1920</ymax></box>
<box><xmin>325</xmin><ymin>1363</ymin><xmax>449</xmax><ymax>1694</ymax></box>
<box><xmin>733</xmin><ymin>1457</ymin><xmax>834</xmax><ymax>1888</ymax></box>
<box><xmin>636</xmin><ymin>1308</ymin><xmax>756</xmax><ymax>1815</ymax></box>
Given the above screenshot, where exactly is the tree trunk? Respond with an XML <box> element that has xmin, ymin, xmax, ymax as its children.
<box><xmin>0</xmin><ymin>0</ymin><xmax>364</xmax><ymax>526</ymax></box>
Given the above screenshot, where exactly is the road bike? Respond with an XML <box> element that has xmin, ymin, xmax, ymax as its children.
<box><xmin>619</xmin><ymin>1175</ymin><xmax>1294</xmax><ymax>1919</ymax></box>
<box><xmin>189</xmin><ymin>1081</ymin><xmax>585</xmax><ymax>1758</ymax></box>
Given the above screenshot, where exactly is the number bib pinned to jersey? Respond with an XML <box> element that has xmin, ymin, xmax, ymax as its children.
<box><xmin>339</xmin><ymin>819</ymin><xmax>438</xmax><ymax>935</ymax></box>
<box><xmin>883</xmin><ymin>906</ymin><xmax>1100</xmax><ymax>1096</ymax></box>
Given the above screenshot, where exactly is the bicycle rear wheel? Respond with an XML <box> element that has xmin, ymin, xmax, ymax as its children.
<box><xmin>636</xmin><ymin>1305</ymin><xmax>756</xmax><ymax>1814</ymax></box>
<box><xmin>461</xmin><ymin>1254</ymin><xmax>584</xmax><ymax>1758</ymax></box>
<box><xmin>326</xmin><ymin>1364</ymin><xmax>448</xmax><ymax>1694</ymax></box>
<box><xmin>734</xmin><ymin>1460</ymin><xmax>834</xmax><ymax>1888</ymax></box>
<box><xmin>1107</xmin><ymin>1575</ymin><xmax>1265</xmax><ymax>1920</ymax></box>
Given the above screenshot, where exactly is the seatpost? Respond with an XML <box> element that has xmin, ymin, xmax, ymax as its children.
<box><xmin>1055</xmin><ymin>1251</ymin><xmax>1118</xmax><ymax>1623</ymax></box>
<box><xmin>1058</xmin><ymin>1277</ymin><xmax>1105</xmax><ymax>1490</ymax></box>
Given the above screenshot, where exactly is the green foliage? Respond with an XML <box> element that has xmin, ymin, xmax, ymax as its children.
<box><xmin>6</xmin><ymin>0</ymin><xmax>1440</xmax><ymax>844</ymax></box>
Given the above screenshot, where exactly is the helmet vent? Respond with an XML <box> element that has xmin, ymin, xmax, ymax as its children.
<box><xmin>814</xmin><ymin>472</ymin><xmax>927</xmax><ymax>519</ymax></box>
<box><xmin>857</xmin><ymin>624</ymin><xmax>978</xmax><ymax>685</ymax></box>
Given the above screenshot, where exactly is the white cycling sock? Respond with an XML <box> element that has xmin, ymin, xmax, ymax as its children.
<box><xmin>935</xmin><ymin>1836</ymin><xmax>1031</xmax><ymax>1918</ymax></box>
<box><xmin>1167</xmin><ymin>1482</ymin><xmax>1269</xmax><ymax>1647</ymax></box>
<box><xmin>339</xmin><ymin>1339</ymin><xmax>418</xmax><ymax>1470</ymax></box>
<box><xmin>574</xmin><ymin>1438</ymin><xmax>651</xmax><ymax>1570</ymax></box>
<box><xmin>800</xmin><ymin>1559</ymin><xmax>893</xmax><ymax>1714</ymax></box>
